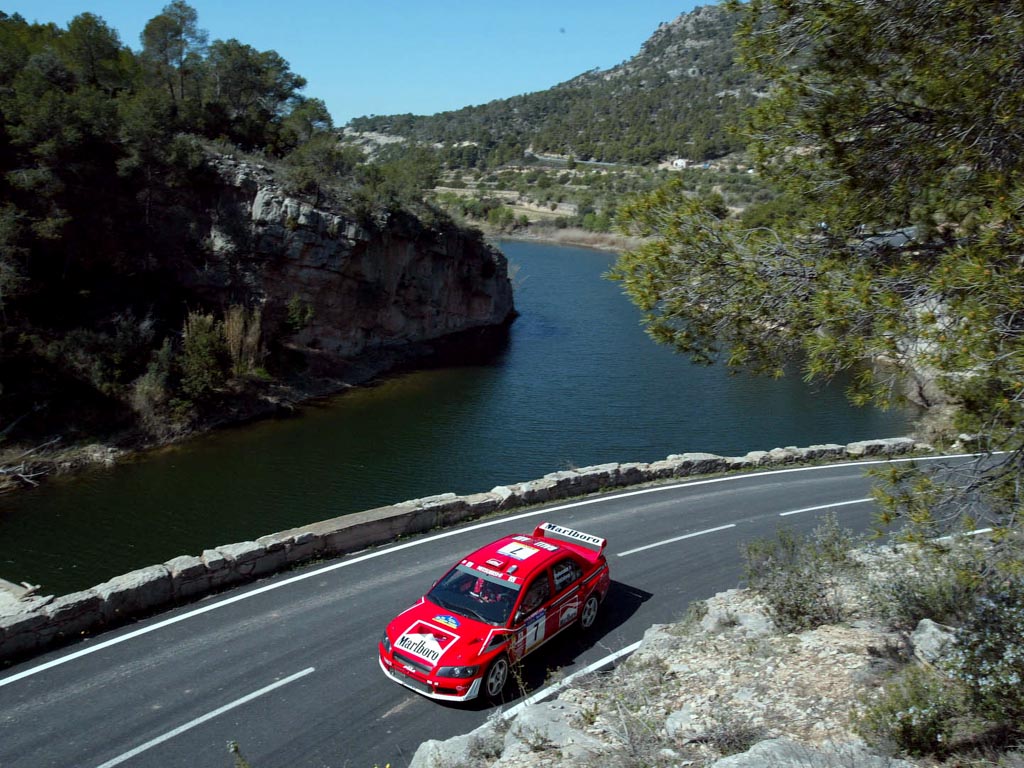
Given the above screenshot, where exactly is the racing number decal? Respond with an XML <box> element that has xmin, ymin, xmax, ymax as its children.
<box><xmin>525</xmin><ymin>610</ymin><xmax>546</xmax><ymax>649</ymax></box>
<box><xmin>518</xmin><ymin>610</ymin><xmax>546</xmax><ymax>655</ymax></box>
<box><xmin>498</xmin><ymin>542</ymin><xmax>539</xmax><ymax>560</ymax></box>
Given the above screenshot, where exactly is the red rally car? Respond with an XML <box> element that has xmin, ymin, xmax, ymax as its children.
<box><xmin>378</xmin><ymin>521</ymin><xmax>611</xmax><ymax>702</ymax></box>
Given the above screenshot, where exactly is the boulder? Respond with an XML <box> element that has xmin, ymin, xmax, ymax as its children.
<box><xmin>700</xmin><ymin>589</ymin><xmax>774</xmax><ymax>636</ymax></box>
<box><xmin>503</xmin><ymin>701</ymin><xmax>605</xmax><ymax>760</ymax></box>
<box><xmin>911</xmin><ymin>618</ymin><xmax>956</xmax><ymax>664</ymax></box>
<box><xmin>710</xmin><ymin>738</ymin><xmax>913</xmax><ymax>768</ymax></box>
<box><xmin>409</xmin><ymin>723</ymin><xmax>503</xmax><ymax>768</ymax></box>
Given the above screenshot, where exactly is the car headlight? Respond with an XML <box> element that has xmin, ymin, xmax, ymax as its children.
<box><xmin>436</xmin><ymin>665</ymin><xmax>479</xmax><ymax>678</ymax></box>
<box><xmin>380</xmin><ymin>632</ymin><xmax>392</xmax><ymax>653</ymax></box>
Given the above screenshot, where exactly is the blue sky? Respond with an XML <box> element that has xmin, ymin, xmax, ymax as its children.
<box><xmin>4</xmin><ymin>1</ymin><xmax>706</xmax><ymax>124</ymax></box>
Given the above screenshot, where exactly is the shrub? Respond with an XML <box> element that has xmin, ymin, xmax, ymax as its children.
<box><xmin>855</xmin><ymin>663</ymin><xmax>962</xmax><ymax>757</ymax></box>
<box><xmin>946</xmin><ymin>579</ymin><xmax>1024</xmax><ymax>733</ymax></box>
<box><xmin>179</xmin><ymin>311</ymin><xmax>226</xmax><ymax>399</ymax></box>
<box><xmin>699</xmin><ymin>704</ymin><xmax>766</xmax><ymax>757</ymax></box>
<box><xmin>223</xmin><ymin>305</ymin><xmax>263</xmax><ymax>376</ymax></box>
<box><xmin>285</xmin><ymin>294</ymin><xmax>313</xmax><ymax>333</ymax></box>
<box><xmin>742</xmin><ymin>513</ymin><xmax>859</xmax><ymax>632</ymax></box>
<box><xmin>868</xmin><ymin>541</ymin><xmax>984</xmax><ymax>630</ymax></box>
<box><xmin>130</xmin><ymin>338</ymin><xmax>174</xmax><ymax>433</ymax></box>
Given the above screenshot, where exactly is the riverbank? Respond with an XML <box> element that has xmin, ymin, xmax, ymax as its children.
<box><xmin>0</xmin><ymin>321</ymin><xmax>514</xmax><ymax>495</ymax></box>
<box><xmin>0</xmin><ymin>229</ymin><xmax>634</xmax><ymax>495</ymax></box>
<box><xmin>492</xmin><ymin>225</ymin><xmax>645</xmax><ymax>253</ymax></box>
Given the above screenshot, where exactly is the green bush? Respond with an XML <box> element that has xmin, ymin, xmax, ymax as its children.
<box><xmin>855</xmin><ymin>663</ymin><xmax>962</xmax><ymax>757</ymax></box>
<box><xmin>742</xmin><ymin>513</ymin><xmax>858</xmax><ymax>632</ymax></box>
<box><xmin>130</xmin><ymin>338</ymin><xmax>174</xmax><ymax>433</ymax></box>
<box><xmin>946</xmin><ymin>579</ymin><xmax>1024</xmax><ymax>733</ymax></box>
<box><xmin>285</xmin><ymin>294</ymin><xmax>314</xmax><ymax>332</ymax></box>
<box><xmin>869</xmin><ymin>543</ymin><xmax>984</xmax><ymax>630</ymax></box>
<box><xmin>179</xmin><ymin>311</ymin><xmax>226</xmax><ymax>400</ymax></box>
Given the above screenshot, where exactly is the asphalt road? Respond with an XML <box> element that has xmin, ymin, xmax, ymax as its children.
<box><xmin>0</xmin><ymin>455</ymin><xmax>968</xmax><ymax>768</ymax></box>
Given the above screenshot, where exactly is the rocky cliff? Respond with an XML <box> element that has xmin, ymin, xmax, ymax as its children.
<box><xmin>196</xmin><ymin>154</ymin><xmax>516</xmax><ymax>380</ymax></box>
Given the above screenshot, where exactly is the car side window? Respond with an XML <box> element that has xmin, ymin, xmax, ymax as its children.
<box><xmin>520</xmin><ymin>572</ymin><xmax>551</xmax><ymax>615</ymax></box>
<box><xmin>552</xmin><ymin>558</ymin><xmax>583</xmax><ymax>593</ymax></box>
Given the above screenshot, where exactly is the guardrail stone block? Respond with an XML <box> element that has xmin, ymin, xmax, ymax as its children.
<box><xmin>846</xmin><ymin>437</ymin><xmax>916</xmax><ymax>456</ymax></box>
<box><xmin>165</xmin><ymin>555</ymin><xmax>209</xmax><ymax>599</ymax></box>
<box><xmin>0</xmin><ymin>610</ymin><xmax>49</xmax><ymax>656</ymax></box>
<box><xmin>43</xmin><ymin>591</ymin><xmax>104</xmax><ymax>639</ymax></box>
<box><xmin>93</xmin><ymin>565</ymin><xmax>172</xmax><ymax>622</ymax></box>
<box><xmin>202</xmin><ymin>548</ymin><xmax>236</xmax><ymax>588</ymax></box>
<box><xmin>217</xmin><ymin>541</ymin><xmax>267</xmax><ymax>579</ymax></box>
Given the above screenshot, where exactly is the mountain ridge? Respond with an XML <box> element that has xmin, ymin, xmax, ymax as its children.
<box><xmin>347</xmin><ymin>4</ymin><xmax>759</xmax><ymax>166</ymax></box>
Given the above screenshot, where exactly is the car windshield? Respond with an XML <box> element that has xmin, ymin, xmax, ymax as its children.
<box><xmin>427</xmin><ymin>565</ymin><xmax>520</xmax><ymax>626</ymax></box>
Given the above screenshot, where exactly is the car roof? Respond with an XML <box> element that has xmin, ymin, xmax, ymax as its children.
<box><xmin>459</xmin><ymin>532</ymin><xmax>568</xmax><ymax>587</ymax></box>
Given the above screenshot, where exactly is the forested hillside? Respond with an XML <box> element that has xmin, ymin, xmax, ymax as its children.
<box><xmin>0</xmin><ymin>3</ymin><xmax>484</xmax><ymax>457</ymax></box>
<box><xmin>348</xmin><ymin>5</ymin><xmax>757</xmax><ymax>167</ymax></box>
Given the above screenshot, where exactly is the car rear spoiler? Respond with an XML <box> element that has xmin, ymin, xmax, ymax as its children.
<box><xmin>533</xmin><ymin>522</ymin><xmax>606</xmax><ymax>559</ymax></box>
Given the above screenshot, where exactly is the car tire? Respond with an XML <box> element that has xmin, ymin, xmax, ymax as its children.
<box><xmin>484</xmin><ymin>654</ymin><xmax>510</xmax><ymax>699</ymax></box>
<box><xmin>580</xmin><ymin>593</ymin><xmax>600</xmax><ymax>631</ymax></box>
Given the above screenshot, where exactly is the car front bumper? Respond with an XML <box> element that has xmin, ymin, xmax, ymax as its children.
<box><xmin>378</xmin><ymin>653</ymin><xmax>482</xmax><ymax>702</ymax></box>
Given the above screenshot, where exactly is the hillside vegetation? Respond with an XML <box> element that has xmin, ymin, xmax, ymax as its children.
<box><xmin>348</xmin><ymin>5</ymin><xmax>759</xmax><ymax>167</ymax></box>
<box><xmin>0</xmin><ymin>3</ymin><xmax>467</xmax><ymax>461</ymax></box>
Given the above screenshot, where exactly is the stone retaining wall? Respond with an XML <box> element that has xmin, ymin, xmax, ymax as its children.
<box><xmin>0</xmin><ymin>437</ymin><xmax>922</xmax><ymax>665</ymax></box>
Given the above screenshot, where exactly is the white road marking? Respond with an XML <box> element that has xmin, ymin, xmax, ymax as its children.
<box><xmin>779</xmin><ymin>497</ymin><xmax>872</xmax><ymax>517</ymax></box>
<box><xmin>616</xmin><ymin>524</ymin><xmax>736</xmax><ymax>557</ymax></box>
<box><xmin>0</xmin><ymin>451</ymin><xmax>990</xmax><ymax>689</ymax></box>
<box><xmin>93</xmin><ymin>666</ymin><xmax>314</xmax><ymax>768</ymax></box>
<box><xmin>937</xmin><ymin>527</ymin><xmax>993</xmax><ymax>542</ymax></box>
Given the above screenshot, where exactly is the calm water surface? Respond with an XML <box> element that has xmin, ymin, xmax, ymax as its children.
<box><xmin>0</xmin><ymin>241</ymin><xmax>915</xmax><ymax>594</ymax></box>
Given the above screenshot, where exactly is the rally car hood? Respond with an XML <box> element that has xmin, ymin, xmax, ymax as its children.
<box><xmin>387</xmin><ymin>598</ymin><xmax>504</xmax><ymax>667</ymax></box>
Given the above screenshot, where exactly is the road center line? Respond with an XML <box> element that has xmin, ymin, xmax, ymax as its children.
<box><xmin>93</xmin><ymin>666</ymin><xmax>315</xmax><ymax>768</ymax></box>
<box><xmin>617</xmin><ymin>524</ymin><xmax>736</xmax><ymax>557</ymax></box>
<box><xmin>0</xmin><ymin>451</ymin><xmax>990</xmax><ymax>689</ymax></box>
<box><xmin>779</xmin><ymin>497</ymin><xmax>873</xmax><ymax>517</ymax></box>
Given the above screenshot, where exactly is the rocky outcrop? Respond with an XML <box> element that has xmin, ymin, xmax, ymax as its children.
<box><xmin>198</xmin><ymin>154</ymin><xmax>516</xmax><ymax>379</ymax></box>
<box><xmin>0</xmin><ymin>437</ymin><xmax>928</xmax><ymax>666</ymax></box>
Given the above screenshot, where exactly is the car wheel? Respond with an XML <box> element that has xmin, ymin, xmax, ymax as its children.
<box><xmin>484</xmin><ymin>654</ymin><xmax>509</xmax><ymax>699</ymax></box>
<box><xmin>580</xmin><ymin>594</ymin><xmax>600</xmax><ymax>631</ymax></box>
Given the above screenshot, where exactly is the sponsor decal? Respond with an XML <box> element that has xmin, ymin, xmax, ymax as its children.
<box><xmin>540</xmin><ymin>522</ymin><xmax>605</xmax><ymax>548</ymax></box>
<box><xmin>486</xmin><ymin>558</ymin><xmax>504</xmax><ymax>567</ymax></box>
<box><xmin>498</xmin><ymin>542</ymin><xmax>539</xmax><ymax>560</ymax></box>
<box><xmin>559</xmin><ymin>601</ymin><xmax>580</xmax><ymax>627</ymax></box>
<box><xmin>475</xmin><ymin>565</ymin><xmax>505</xmax><ymax>579</ymax></box>
<box><xmin>396</xmin><ymin>620</ymin><xmax>459</xmax><ymax>664</ymax></box>
<box><xmin>525</xmin><ymin>609</ymin><xmax>545</xmax><ymax>627</ymax></box>
<box><xmin>514</xmin><ymin>535</ymin><xmax>559</xmax><ymax>552</ymax></box>
<box><xmin>433</xmin><ymin>614</ymin><xmax>460</xmax><ymax>629</ymax></box>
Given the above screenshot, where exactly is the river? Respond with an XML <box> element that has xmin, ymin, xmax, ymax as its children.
<box><xmin>0</xmin><ymin>241</ymin><xmax>915</xmax><ymax>596</ymax></box>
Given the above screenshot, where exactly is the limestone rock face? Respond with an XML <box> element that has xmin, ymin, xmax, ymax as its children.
<box><xmin>196</xmin><ymin>154</ymin><xmax>516</xmax><ymax>374</ymax></box>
